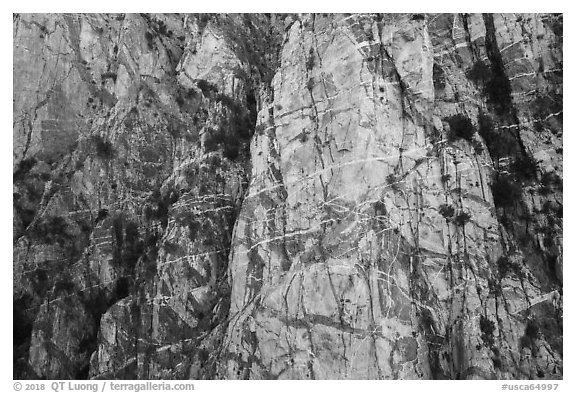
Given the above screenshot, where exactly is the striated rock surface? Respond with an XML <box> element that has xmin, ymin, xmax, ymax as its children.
<box><xmin>13</xmin><ymin>13</ymin><xmax>562</xmax><ymax>380</ymax></box>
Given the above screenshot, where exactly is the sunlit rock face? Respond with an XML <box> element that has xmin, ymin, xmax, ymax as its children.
<box><xmin>13</xmin><ymin>13</ymin><xmax>562</xmax><ymax>380</ymax></box>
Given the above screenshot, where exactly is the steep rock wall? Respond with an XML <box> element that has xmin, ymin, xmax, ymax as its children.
<box><xmin>13</xmin><ymin>13</ymin><xmax>562</xmax><ymax>380</ymax></box>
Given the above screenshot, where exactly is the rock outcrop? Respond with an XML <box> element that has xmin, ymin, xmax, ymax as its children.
<box><xmin>13</xmin><ymin>13</ymin><xmax>562</xmax><ymax>380</ymax></box>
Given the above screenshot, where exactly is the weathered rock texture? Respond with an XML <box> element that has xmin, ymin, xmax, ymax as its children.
<box><xmin>13</xmin><ymin>13</ymin><xmax>563</xmax><ymax>380</ymax></box>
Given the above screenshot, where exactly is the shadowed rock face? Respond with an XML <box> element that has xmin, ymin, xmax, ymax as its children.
<box><xmin>13</xmin><ymin>13</ymin><xmax>562</xmax><ymax>380</ymax></box>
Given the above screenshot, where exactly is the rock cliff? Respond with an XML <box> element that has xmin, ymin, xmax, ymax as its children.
<box><xmin>13</xmin><ymin>13</ymin><xmax>563</xmax><ymax>380</ymax></box>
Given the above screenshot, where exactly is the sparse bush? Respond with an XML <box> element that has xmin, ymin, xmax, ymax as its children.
<box><xmin>373</xmin><ymin>200</ymin><xmax>386</xmax><ymax>216</ymax></box>
<box><xmin>306</xmin><ymin>78</ymin><xmax>314</xmax><ymax>91</ymax></box>
<box><xmin>477</xmin><ymin>112</ymin><xmax>517</xmax><ymax>158</ymax></box>
<box><xmin>541</xmin><ymin>171</ymin><xmax>562</xmax><ymax>189</ymax></box>
<box><xmin>306</xmin><ymin>48</ymin><xmax>315</xmax><ymax>71</ymax></box>
<box><xmin>113</xmin><ymin>276</ymin><xmax>130</xmax><ymax>300</ymax></box>
<box><xmin>525</xmin><ymin>319</ymin><xmax>539</xmax><ymax>339</ymax></box>
<box><xmin>95</xmin><ymin>209</ymin><xmax>109</xmax><ymax>224</ymax></box>
<box><xmin>466</xmin><ymin>61</ymin><xmax>492</xmax><ymax>84</ymax></box>
<box><xmin>419</xmin><ymin>308</ymin><xmax>435</xmax><ymax>331</ymax></box>
<box><xmin>144</xmin><ymin>188</ymin><xmax>179</xmax><ymax>227</ymax></box>
<box><xmin>454</xmin><ymin>211</ymin><xmax>472</xmax><ymax>226</ymax></box>
<box><xmin>386</xmin><ymin>173</ymin><xmax>401</xmax><ymax>190</ymax></box>
<box><xmin>203</xmin><ymin>128</ymin><xmax>226</xmax><ymax>153</ymax></box>
<box><xmin>144</xmin><ymin>31</ymin><xmax>154</xmax><ymax>50</ymax></box>
<box><xmin>255</xmin><ymin>124</ymin><xmax>266</xmax><ymax>136</ymax></box>
<box><xmin>439</xmin><ymin>204</ymin><xmax>455</xmax><ymax>219</ymax></box>
<box><xmin>90</xmin><ymin>135</ymin><xmax>115</xmax><ymax>160</ymax></box>
<box><xmin>491</xmin><ymin>175</ymin><xmax>523</xmax><ymax>208</ymax></box>
<box><xmin>539</xmin><ymin>171</ymin><xmax>562</xmax><ymax>195</ymax></box>
<box><xmin>445</xmin><ymin>114</ymin><xmax>476</xmax><ymax>142</ymax></box>
<box><xmin>510</xmin><ymin>154</ymin><xmax>538</xmax><ymax>183</ymax></box>
<box><xmin>519</xmin><ymin>335</ymin><xmax>532</xmax><ymax>349</ymax></box>
<box><xmin>485</xmin><ymin>73</ymin><xmax>513</xmax><ymax>116</ymax></box>
<box><xmin>203</xmin><ymin>95</ymin><xmax>252</xmax><ymax>161</ymax></box>
<box><xmin>497</xmin><ymin>255</ymin><xmax>523</xmax><ymax>277</ymax></box>
<box><xmin>196</xmin><ymin>79</ymin><xmax>218</xmax><ymax>97</ymax></box>
<box><xmin>479</xmin><ymin>315</ymin><xmax>496</xmax><ymax>347</ymax></box>
<box><xmin>467</xmin><ymin>59</ymin><xmax>513</xmax><ymax>116</ymax></box>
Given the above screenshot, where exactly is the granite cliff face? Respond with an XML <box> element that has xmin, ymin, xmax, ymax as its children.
<box><xmin>13</xmin><ymin>13</ymin><xmax>563</xmax><ymax>380</ymax></box>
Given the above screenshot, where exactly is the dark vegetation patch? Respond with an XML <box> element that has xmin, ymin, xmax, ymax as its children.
<box><xmin>306</xmin><ymin>47</ymin><xmax>315</xmax><ymax>71</ymax></box>
<box><xmin>530</xmin><ymin>92</ymin><xmax>563</xmax><ymax>132</ymax></box>
<box><xmin>306</xmin><ymin>78</ymin><xmax>315</xmax><ymax>91</ymax></box>
<box><xmin>497</xmin><ymin>255</ymin><xmax>523</xmax><ymax>278</ymax></box>
<box><xmin>386</xmin><ymin>173</ymin><xmax>401</xmax><ymax>190</ymax></box>
<box><xmin>95</xmin><ymin>208</ymin><xmax>109</xmax><ymax>224</ymax></box>
<box><xmin>542</xmin><ymin>14</ymin><xmax>563</xmax><ymax>41</ymax></box>
<box><xmin>491</xmin><ymin>176</ymin><xmax>523</xmax><ymax>208</ymax></box>
<box><xmin>479</xmin><ymin>315</ymin><xmax>496</xmax><ymax>347</ymax></box>
<box><xmin>203</xmin><ymin>90</ymin><xmax>255</xmax><ymax>160</ymax></box>
<box><xmin>519</xmin><ymin>319</ymin><xmax>541</xmax><ymax>352</ymax></box>
<box><xmin>538</xmin><ymin>171</ymin><xmax>562</xmax><ymax>195</ymax></box>
<box><xmin>143</xmin><ymin>188</ymin><xmax>180</xmax><ymax>228</ymax></box>
<box><xmin>215</xmin><ymin>14</ymin><xmax>284</xmax><ymax>87</ymax></box>
<box><xmin>144</xmin><ymin>31</ymin><xmax>155</xmax><ymax>50</ymax></box>
<box><xmin>468</xmin><ymin>59</ymin><xmax>512</xmax><ymax>118</ymax></box>
<box><xmin>477</xmin><ymin>112</ymin><xmax>516</xmax><ymax>159</ymax></box>
<box><xmin>112</xmin><ymin>276</ymin><xmax>131</xmax><ymax>300</ymax></box>
<box><xmin>510</xmin><ymin>154</ymin><xmax>539</xmax><ymax>183</ymax></box>
<box><xmin>90</xmin><ymin>135</ymin><xmax>115</xmax><ymax>160</ymax></box>
<box><xmin>439</xmin><ymin>204</ymin><xmax>455</xmax><ymax>219</ymax></box>
<box><xmin>197</xmin><ymin>79</ymin><xmax>219</xmax><ymax>97</ymax></box>
<box><xmin>445</xmin><ymin>114</ymin><xmax>476</xmax><ymax>142</ymax></box>
<box><xmin>13</xmin><ymin>157</ymin><xmax>38</xmax><ymax>182</ymax></box>
<box><xmin>433</xmin><ymin>63</ymin><xmax>446</xmax><ymax>90</ymax></box>
<box><xmin>176</xmin><ymin>88</ymin><xmax>198</xmax><ymax>109</ymax></box>
<box><xmin>13</xmin><ymin>295</ymin><xmax>34</xmax><ymax>378</ymax></box>
<box><xmin>466</xmin><ymin>60</ymin><xmax>492</xmax><ymax>84</ymax></box>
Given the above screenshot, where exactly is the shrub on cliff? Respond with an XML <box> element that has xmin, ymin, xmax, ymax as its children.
<box><xmin>477</xmin><ymin>111</ymin><xmax>517</xmax><ymax>159</ymax></box>
<box><xmin>445</xmin><ymin>114</ymin><xmax>476</xmax><ymax>142</ymax></box>
<box><xmin>144</xmin><ymin>188</ymin><xmax>179</xmax><ymax>227</ymax></box>
<box><xmin>439</xmin><ymin>204</ymin><xmax>455</xmax><ymax>219</ymax></box>
<box><xmin>510</xmin><ymin>154</ymin><xmax>539</xmax><ymax>183</ymax></box>
<box><xmin>539</xmin><ymin>171</ymin><xmax>563</xmax><ymax>195</ymax></box>
<box><xmin>467</xmin><ymin>60</ymin><xmax>513</xmax><ymax>116</ymax></box>
<box><xmin>454</xmin><ymin>211</ymin><xmax>472</xmax><ymax>226</ymax></box>
<box><xmin>491</xmin><ymin>175</ymin><xmax>523</xmax><ymax>208</ymax></box>
<box><xmin>479</xmin><ymin>315</ymin><xmax>496</xmax><ymax>347</ymax></box>
<box><xmin>90</xmin><ymin>135</ymin><xmax>115</xmax><ymax>160</ymax></box>
<box><xmin>466</xmin><ymin>61</ymin><xmax>492</xmax><ymax>84</ymax></box>
<box><xmin>197</xmin><ymin>79</ymin><xmax>218</xmax><ymax>97</ymax></box>
<box><xmin>485</xmin><ymin>73</ymin><xmax>513</xmax><ymax>116</ymax></box>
